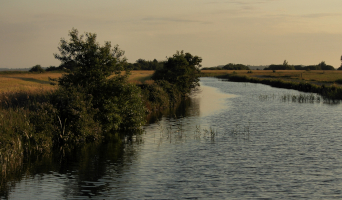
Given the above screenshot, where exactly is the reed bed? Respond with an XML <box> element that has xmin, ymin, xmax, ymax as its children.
<box><xmin>218</xmin><ymin>74</ymin><xmax>342</xmax><ymax>100</ymax></box>
<box><xmin>0</xmin><ymin>70</ymin><xmax>182</xmax><ymax>185</ymax></box>
<box><xmin>154</xmin><ymin>118</ymin><xmax>252</xmax><ymax>145</ymax></box>
<box><xmin>201</xmin><ymin>70</ymin><xmax>342</xmax><ymax>83</ymax></box>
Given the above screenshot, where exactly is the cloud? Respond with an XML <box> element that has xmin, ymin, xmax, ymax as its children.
<box><xmin>141</xmin><ymin>17</ymin><xmax>210</xmax><ymax>24</ymax></box>
<box><xmin>300</xmin><ymin>13</ymin><xmax>342</xmax><ymax>18</ymax></box>
<box><xmin>206</xmin><ymin>0</ymin><xmax>276</xmax><ymax>5</ymax></box>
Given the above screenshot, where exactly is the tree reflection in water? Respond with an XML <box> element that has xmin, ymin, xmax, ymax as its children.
<box><xmin>0</xmin><ymin>96</ymin><xmax>199</xmax><ymax>199</ymax></box>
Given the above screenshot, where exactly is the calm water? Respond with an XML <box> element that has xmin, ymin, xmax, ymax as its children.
<box><xmin>2</xmin><ymin>77</ymin><xmax>342</xmax><ymax>199</ymax></box>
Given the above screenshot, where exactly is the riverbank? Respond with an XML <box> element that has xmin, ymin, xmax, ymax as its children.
<box><xmin>213</xmin><ymin>73</ymin><xmax>342</xmax><ymax>100</ymax></box>
<box><xmin>0</xmin><ymin>70</ymin><xmax>183</xmax><ymax>181</ymax></box>
<box><xmin>200</xmin><ymin>69</ymin><xmax>342</xmax><ymax>84</ymax></box>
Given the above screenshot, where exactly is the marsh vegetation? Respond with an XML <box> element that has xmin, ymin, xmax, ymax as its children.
<box><xmin>0</xmin><ymin>29</ymin><xmax>202</xmax><ymax>183</ymax></box>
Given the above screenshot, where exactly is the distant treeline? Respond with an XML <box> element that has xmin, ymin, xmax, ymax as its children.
<box><xmin>125</xmin><ymin>59</ymin><xmax>165</xmax><ymax>70</ymax></box>
<box><xmin>202</xmin><ymin>63</ymin><xmax>250</xmax><ymax>70</ymax></box>
<box><xmin>203</xmin><ymin>60</ymin><xmax>338</xmax><ymax>71</ymax></box>
<box><xmin>265</xmin><ymin>61</ymin><xmax>335</xmax><ymax>70</ymax></box>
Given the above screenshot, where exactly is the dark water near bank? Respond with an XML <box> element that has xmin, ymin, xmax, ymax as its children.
<box><xmin>2</xmin><ymin>77</ymin><xmax>342</xmax><ymax>199</ymax></box>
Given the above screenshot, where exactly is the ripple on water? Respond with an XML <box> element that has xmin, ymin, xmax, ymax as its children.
<box><xmin>4</xmin><ymin>77</ymin><xmax>342</xmax><ymax>199</ymax></box>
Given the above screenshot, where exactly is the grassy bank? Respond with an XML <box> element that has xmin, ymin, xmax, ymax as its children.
<box><xmin>200</xmin><ymin>69</ymin><xmax>342</xmax><ymax>84</ymax></box>
<box><xmin>0</xmin><ymin>67</ymin><xmax>188</xmax><ymax>181</ymax></box>
<box><xmin>215</xmin><ymin>73</ymin><xmax>342</xmax><ymax>100</ymax></box>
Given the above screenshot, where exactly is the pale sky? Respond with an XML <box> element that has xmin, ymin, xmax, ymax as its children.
<box><xmin>1</xmin><ymin>0</ymin><xmax>342</xmax><ymax>68</ymax></box>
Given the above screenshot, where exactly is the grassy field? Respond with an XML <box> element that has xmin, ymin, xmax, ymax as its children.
<box><xmin>0</xmin><ymin>72</ymin><xmax>60</xmax><ymax>93</ymax></box>
<box><xmin>200</xmin><ymin>70</ymin><xmax>342</xmax><ymax>85</ymax></box>
<box><xmin>2</xmin><ymin>70</ymin><xmax>342</xmax><ymax>94</ymax></box>
<box><xmin>0</xmin><ymin>70</ymin><xmax>155</xmax><ymax>93</ymax></box>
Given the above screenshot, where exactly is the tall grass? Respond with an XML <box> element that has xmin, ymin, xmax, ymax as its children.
<box><xmin>0</xmin><ymin>70</ymin><xmax>189</xmax><ymax>184</ymax></box>
<box><xmin>218</xmin><ymin>74</ymin><xmax>342</xmax><ymax>100</ymax></box>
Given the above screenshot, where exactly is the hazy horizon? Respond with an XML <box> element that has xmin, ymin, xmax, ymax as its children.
<box><xmin>1</xmin><ymin>0</ymin><xmax>342</xmax><ymax>69</ymax></box>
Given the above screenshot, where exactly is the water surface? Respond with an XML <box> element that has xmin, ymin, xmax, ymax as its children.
<box><xmin>3</xmin><ymin>77</ymin><xmax>342</xmax><ymax>199</ymax></box>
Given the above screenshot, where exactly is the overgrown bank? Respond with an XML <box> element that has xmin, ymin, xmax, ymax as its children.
<box><xmin>217</xmin><ymin>74</ymin><xmax>342</xmax><ymax>100</ymax></box>
<box><xmin>0</xmin><ymin>29</ymin><xmax>202</xmax><ymax>182</ymax></box>
<box><xmin>0</xmin><ymin>29</ymin><xmax>202</xmax><ymax>183</ymax></box>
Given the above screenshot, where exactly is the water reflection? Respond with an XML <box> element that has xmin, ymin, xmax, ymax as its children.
<box><xmin>190</xmin><ymin>85</ymin><xmax>236</xmax><ymax>117</ymax></box>
<box><xmin>3</xmin><ymin>78</ymin><xmax>342</xmax><ymax>199</ymax></box>
<box><xmin>1</xmin><ymin>138</ymin><xmax>143</xmax><ymax>199</ymax></box>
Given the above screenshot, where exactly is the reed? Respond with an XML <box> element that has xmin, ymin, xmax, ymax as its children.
<box><xmin>218</xmin><ymin>74</ymin><xmax>342</xmax><ymax>100</ymax></box>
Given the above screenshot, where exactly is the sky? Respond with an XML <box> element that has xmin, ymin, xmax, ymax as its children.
<box><xmin>1</xmin><ymin>0</ymin><xmax>342</xmax><ymax>68</ymax></box>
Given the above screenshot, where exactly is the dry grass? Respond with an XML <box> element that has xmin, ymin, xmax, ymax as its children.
<box><xmin>0</xmin><ymin>72</ymin><xmax>61</xmax><ymax>93</ymax></box>
<box><xmin>201</xmin><ymin>70</ymin><xmax>342</xmax><ymax>83</ymax></box>
<box><xmin>0</xmin><ymin>70</ymin><xmax>155</xmax><ymax>93</ymax></box>
<box><xmin>126</xmin><ymin>70</ymin><xmax>154</xmax><ymax>84</ymax></box>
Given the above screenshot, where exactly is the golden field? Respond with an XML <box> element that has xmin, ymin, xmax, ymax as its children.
<box><xmin>0</xmin><ymin>70</ymin><xmax>155</xmax><ymax>93</ymax></box>
<box><xmin>2</xmin><ymin>69</ymin><xmax>342</xmax><ymax>94</ymax></box>
<box><xmin>200</xmin><ymin>70</ymin><xmax>342</xmax><ymax>84</ymax></box>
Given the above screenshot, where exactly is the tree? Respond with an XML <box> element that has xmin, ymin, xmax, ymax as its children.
<box><xmin>318</xmin><ymin>61</ymin><xmax>335</xmax><ymax>70</ymax></box>
<box><xmin>29</xmin><ymin>64</ymin><xmax>45</xmax><ymax>73</ymax></box>
<box><xmin>223</xmin><ymin>63</ymin><xmax>250</xmax><ymax>70</ymax></box>
<box><xmin>54</xmin><ymin>28</ymin><xmax>146</xmax><ymax>132</ymax></box>
<box><xmin>152</xmin><ymin>51</ymin><xmax>202</xmax><ymax>95</ymax></box>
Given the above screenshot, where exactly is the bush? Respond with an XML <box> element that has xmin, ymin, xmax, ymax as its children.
<box><xmin>29</xmin><ymin>65</ymin><xmax>45</xmax><ymax>73</ymax></box>
<box><xmin>54</xmin><ymin>28</ymin><xmax>146</xmax><ymax>133</ymax></box>
<box><xmin>223</xmin><ymin>63</ymin><xmax>250</xmax><ymax>70</ymax></box>
<box><xmin>152</xmin><ymin>51</ymin><xmax>202</xmax><ymax>96</ymax></box>
<box><xmin>50</xmin><ymin>87</ymin><xmax>102</xmax><ymax>144</ymax></box>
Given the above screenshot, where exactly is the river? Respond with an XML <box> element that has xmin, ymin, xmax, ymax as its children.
<box><xmin>2</xmin><ymin>77</ymin><xmax>342</xmax><ymax>199</ymax></box>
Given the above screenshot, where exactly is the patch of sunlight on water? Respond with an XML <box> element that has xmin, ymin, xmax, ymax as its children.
<box><xmin>190</xmin><ymin>84</ymin><xmax>236</xmax><ymax>117</ymax></box>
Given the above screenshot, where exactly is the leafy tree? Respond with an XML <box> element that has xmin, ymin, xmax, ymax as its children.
<box><xmin>29</xmin><ymin>65</ymin><xmax>45</xmax><ymax>73</ymax></box>
<box><xmin>223</xmin><ymin>63</ymin><xmax>250</xmax><ymax>70</ymax></box>
<box><xmin>126</xmin><ymin>59</ymin><xmax>164</xmax><ymax>70</ymax></box>
<box><xmin>46</xmin><ymin>65</ymin><xmax>59</xmax><ymax>71</ymax></box>
<box><xmin>318</xmin><ymin>61</ymin><xmax>335</xmax><ymax>70</ymax></box>
<box><xmin>152</xmin><ymin>51</ymin><xmax>202</xmax><ymax>95</ymax></box>
<box><xmin>54</xmin><ymin>28</ymin><xmax>146</xmax><ymax>132</ymax></box>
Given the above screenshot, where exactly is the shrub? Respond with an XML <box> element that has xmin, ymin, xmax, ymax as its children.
<box><xmin>152</xmin><ymin>51</ymin><xmax>202</xmax><ymax>96</ymax></box>
<box><xmin>54</xmin><ymin>28</ymin><xmax>146</xmax><ymax>133</ymax></box>
<box><xmin>29</xmin><ymin>65</ymin><xmax>45</xmax><ymax>73</ymax></box>
<box><xmin>50</xmin><ymin>87</ymin><xmax>102</xmax><ymax>144</ymax></box>
<box><xmin>223</xmin><ymin>63</ymin><xmax>250</xmax><ymax>70</ymax></box>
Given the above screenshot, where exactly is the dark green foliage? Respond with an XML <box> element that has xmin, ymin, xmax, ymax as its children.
<box><xmin>201</xmin><ymin>67</ymin><xmax>222</xmax><ymax>70</ymax></box>
<box><xmin>29</xmin><ymin>65</ymin><xmax>45</xmax><ymax>73</ymax></box>
<box><xmin>223</xmin><ymin>63</ymin><xmax>250</xmax><ymax>70</ymax></box>
<box><xmin>140</xmin><ymin>80</ymin><xmax>182</xmax><ymax>112</ymax></box>
<box><xmin>337</xmin><ymin>65</ymin><xmax>342</xmax><ymax>70</ymax></box>
<box><xmin>219</xmin><ymin>74</ymin><xmax>342</xmax><ymax>100</ymax></box>
<box><xmin>91</xmin><ymin>79</ymin><xmax>146</xmax><ymax>131</ymax></box>
<box><xmin>29</xmin><ymin>102</ymin><xmax>56</xmax><ymax>142</ymax></box>
<box><xmin>126</xmin><ymin>59</ymin><xmax>164</xmax><ymax>70</ymax></box>
<box><xmin>45</xmin><ymin>66</ymin><xmax>59</xmax><ymax>71</ymax></box>
<box><xmin>155</xmin><ymin>80</ymin><xmax>182</xmax><ymax>103</ymax></box>
<box><xmin>318</xmin><ymin>61</ymin><xmax>335</xmax><ymax>70</ymax></box>
<box><xmin>50</xmin><ymin>87</ymin><xmax>102</xmax><ymax>144</ymax></box>
<box><xmin>266</xmin><ymin>61</ymin><xmax>335</xmax><ymax>71</ymax></box>
<box><xmin>265</xmin><ymin>64</ymin><xmax>295</xmax><ymax>70</ymax></box>
<box><xmin>141</xmin><ymin>83</ymin><xmax>170</xmax><ymax>111</ymax></box>
<box><xmin>335</xmin><ymin>79</ymin><xmax>342</xmax><ymax>84</ymax></box>
<box><xmin>54</xmin><ymin>28</ymin><xmax>127</xmax><ymax>89</ymax></box>
<box><xmin>294</xmin><ymin>65</ymin><xmax>305</xmax><ymax>70</ymax></box>
<box><xmin>152</xmin><ymin>51</ymin><xmax>202</xmax><ymax>95</ymax></box>
<box><xmin>54</xmin><ymin>28</ymin><xmax>146</xmax><ymax>132</ymax></box>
